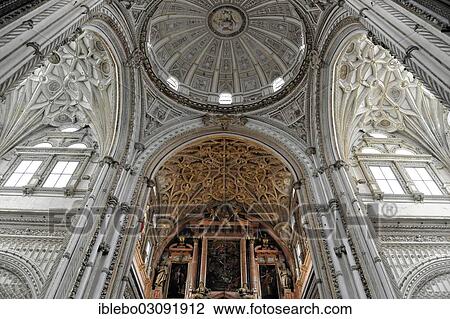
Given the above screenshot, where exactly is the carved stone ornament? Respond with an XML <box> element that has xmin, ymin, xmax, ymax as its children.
<box><xmin>202</xmin><ymin>114</ymin><xmax>248</xmax><ymax>130</ymax></box>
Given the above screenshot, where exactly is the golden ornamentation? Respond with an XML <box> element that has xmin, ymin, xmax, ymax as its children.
<box><xmin>156</xmin><ymin>137</ymin><xmax>292</xmax><ymax>221</ymax></box>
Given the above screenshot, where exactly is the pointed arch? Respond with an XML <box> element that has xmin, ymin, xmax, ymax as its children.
<box><xmin>329</xmin><ymin>32</ymin><xmax>450</xmax><ymax>168</ymax></box>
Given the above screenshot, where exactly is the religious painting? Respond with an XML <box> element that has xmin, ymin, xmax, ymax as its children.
<box><xmin>206</xmin><ymin>240</ymin><xmax>241</xmax><ymax>291</ymax></box>
<box><xmin>167</xmin><ymin>263</ymin><xmax>188</xmax><ymax>299</ymax></box>
<box><xmin>259</xmin><ymin>265</ymin><xmax>280</xmax><ymax>299</ymax></box>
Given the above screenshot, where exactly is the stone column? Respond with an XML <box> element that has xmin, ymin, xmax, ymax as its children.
<box><xmin>114</xmin><ymin>177</ymin><xmax>155</xmax><ymax>298</ymax></box>
<box><xmin>90</xmin><ymin>202</ymin><xmax>130</xmax><ymax>298</ymax></box>
<box><xmin>74</xmin><ymin>194</ymin><xmax>118</xmax><ymax>298</ymax></box>
<box><xmin>248</xmin><ymin>239</ymin><xmax>258</xmax><ymax>296</ymax></box>
<box><xmin>45</xmin><ymin>155</ymin><xmax>118</xmax><ymax>298</ymax></box>
<box><xmin>189</xmin><ymin>239</ymin><xmax>199</xmax><ymax>291</ymax></box>
<box><xmin>199</xmin><ymin>237</ymin><xmax>208</xmax><ymax>286</ymax></box>
<box><xmin>240</xmin><ymin>238</ymin><xmax>248</xmax><ymax>288</ymax></box>
<box><xmin>330</xmin><ymin>160</ymin><xmax>397</xmax><ymax>298</ymax></box>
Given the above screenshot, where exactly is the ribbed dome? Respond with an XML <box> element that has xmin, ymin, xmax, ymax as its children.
<box><xmin>145</xmin><ymin>0</ymin><xmax>307</xmax><ymax>109</ymax></box>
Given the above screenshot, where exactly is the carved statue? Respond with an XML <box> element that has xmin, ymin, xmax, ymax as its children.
<box><xmin>278</xmin><ymin>263</ymin><xmax>292</xmax><ymax>289</ymax></box>
<box><xmin>173</xmin><ymin>267</ymin><xmax>186</xmax><ymax>295</ymax></box>
<box><xmin>155</xmin><ymin>265</ymin><xmax>168</xmax><ymax>287</ymax></box>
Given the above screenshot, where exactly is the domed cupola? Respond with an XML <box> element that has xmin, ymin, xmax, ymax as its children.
<box><xmin>141</xmin><ymin>0</ymin><xmax>309</xmax><ymax>113</ymax></box>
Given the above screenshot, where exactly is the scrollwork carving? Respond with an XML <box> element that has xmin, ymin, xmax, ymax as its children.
<box><xmin>156</xmin><ymin>137</ymin><xmax>292</xmax><ymax>223</ymax></box>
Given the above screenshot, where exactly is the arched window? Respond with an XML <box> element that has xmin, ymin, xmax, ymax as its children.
<box><xmin>361</xmin><ymin>147</ymin><xmax>382</xmax><ymax>154</ymax></box>
<box><xmin>68</xmin><ymin>143</ymin><xmax>87</xmax><ymax>149</ymax></box>
<box><xmin>219</xmin><ymin>93</ymin><xmax>233</xmax><ymax>105</ymax></box>
<box><xmin>368</xmin><ymin>132</ymin><xmax>388</xmax><ymax>139</ymax></box>
<box><xmin>33</xmin><ymin>143</ymin><xmax>53</xmax><ymax>148</ymax></box>
<box><xmin>166</xmin><ymin>76</ymin><xmax>179</xmax><ymax>91</ymax></box>
<box><xmin>1</xmin><ymin>126</ymin><xmax>95</xmax><ymax>191</ymax></box>
<box><xmin>272</xmin><ymin>77</ymin><xmax>285</xmax><ymax>92</ymax></box>
<box><xmin>395</xmin><ymin>149</ymin><xmax>415</xmax><ymax>156</ymax></box>
<box><xmin>61</xmin><ymin>127</ymin><xmax>80</xmax><ymax>133</ymax></box>
<box><xmin>2</xmin><ymin>136</ymin><xmax>91</xmax><ymax>191</ymax></box>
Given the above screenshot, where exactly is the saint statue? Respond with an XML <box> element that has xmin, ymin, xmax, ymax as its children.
<box><xmin>155</xmin><ymin>265</ymin><xmax>168</xmax><ymax>287</ymax></box>
<box><xmin>278</xmin><ymin>264</ymin><xmax>292</xmax><ymax>289</ymax></box>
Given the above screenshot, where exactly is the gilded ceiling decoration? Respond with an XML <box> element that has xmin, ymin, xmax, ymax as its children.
<box><xmin>141</xmin><ymin>0</ymin><xmax>309</xmax><ymax>113</ymax></box>
<box><xmin>155</xmin><ymin>137</ymin><xmax>293</xmax><ymax>221</ymax></box>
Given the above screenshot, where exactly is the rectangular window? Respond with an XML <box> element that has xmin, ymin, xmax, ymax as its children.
<box><xmin>43</xmin><ymin>161</ymin><xmax>79</xmax><ymax>188</ymax></box>
<box><xmin>369</xmin><ymin>166</ymin><xmax>404</xmax><ymax>195</ymax></box>
<box><xmin>405</xmin><ymin>167</ymin><xmax>442</xmax><ymax>195</ymax></box>
<box><xmin>4</xmin><ymin>160</ymin><xmax>42</xmax><ymax>187</ymax></box>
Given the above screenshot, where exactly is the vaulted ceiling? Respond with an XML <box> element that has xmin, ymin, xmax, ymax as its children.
<box><xmin>144</xmin><ymin>0</ymin><xmax>307</xmax><ymax>110</ymax></box>
<box><xmin>0</xmin><ymin>31</ymin><xmax>116</xmax><ymax>157</ymax></box>
<box><xmin>155</xmin><ymin>137</ymin><xmax>293</xmax><ymax>222</ymax></box>
<box><xmin>334</xmin><ymin>34</ymin><xmax>450</xmax><ymax>166</ymax></box>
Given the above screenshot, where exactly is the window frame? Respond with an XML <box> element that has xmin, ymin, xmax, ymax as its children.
<box><xmin>38</xmin><ymin>154</ymin><xmax>89</xmax><ymax>192</ymax></box>
<box><xmin>2</xmin><ymin>158</ymin><xmax>45</xmax><ymax>188</ymax></box>
<box><xmin>362</xmin><ymin>161</ymin><xmax>407</xmax><ymax>197</ymax></box>
<box><xmin>0</xmin><ymin>145</ymin><xmax>93</xmax><ymax>195</ymax></box>
<box><xmin>368</xmin><ymin>165</ymin><xmax>405</xmax><ymax>195</ymax></box>
<box><xmin>218</xmin><ymin>93</ymin><xmax>233</xmax><ymax>105</ymax></box>
<box><xmin>356</xmin><ymin>139</ymin><xmax>448</xmax><ymax>200</ymax></box>
<box><xmin>42</xmin><ymin>160</ymin><xmax>81</xmax><ymax>189</ymax></box>
<box><xmin>400</xmin><ymin>163</ymin><xmax>445</xmax><ymax>196</ymax></box>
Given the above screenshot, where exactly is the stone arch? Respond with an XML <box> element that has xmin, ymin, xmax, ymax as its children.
<box><xmin>314</xmin><ymin>16</ymin><xmax>450</xmax><ymax>300</ymax></box>
<box><xmin>129</xmin><ymin>119</ymin><xmax>320</xmax><ymax>236</ymax></box>
<box><xmin>0</xmin><ymin>5</ymin><xmax>136</xmax><ymax>162</ymax></box>
<box><xmin>315</xmin><ymin>17</ymin><xmax>365</xmax><ymax>164</ymax></box>
<box><xmin>0</xmin><ymin>250</ymin><xmax>46</xmax><ymax>298</ymax></box>
<box><xmin>399</xmin><ymin>257</ymin><xmax>450</xmax><ymax>299</ymax></box>
<box><xmin>82</xmin><ymin>11</ymin><xmax>136</xmax><ymax>161</ymax></box>
<box><xmin>131</xmin><ymin>118</ymin><xmax>318</xmax><ymax>249</ymax></box>
<box><xmin>36</xmin><ymin>10</ymin><xmax>137</xmax><ymax>299</ymax></box>
<box><xmin>313</xmin><ymin>19</ymin><xmax>401</xmax><ymax>299</ymax></box>
<box><xmin>135</xmin><ymin>119</ymin><xmax>315</xmax><ymax>182</ymax></box>
<box><xmin>125</xmin><ymin>118</ymin><xmax>330</xmax><ymax>298</ymax></box>
<box><xmin>0</xmin><ymin>29</ymin><xmax>119</xmax><ymax>158</ymax></box>
<box><xmin>320</xmin><ymin>26</ymin><xmax>450</xmax><ymax>169</ymax></box>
